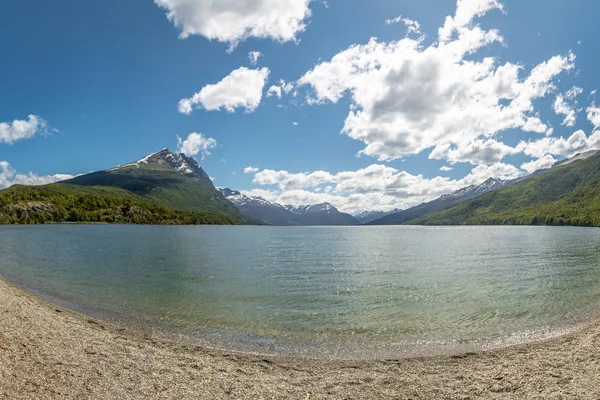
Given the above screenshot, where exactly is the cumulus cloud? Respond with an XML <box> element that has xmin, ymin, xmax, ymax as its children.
<box><xmin>553</xmin><ymin>86</ymin><xmax>583</xmax><ymax>127</ymax></box>
<box><xmin>154</xmin><ymin>0</ymin><xmax>312</xmax><ymax>48</ymax></box>
<box><xmin>385</xmin><ymin>15</ymin><xmax>421</xmax><ymax>34</ymax></box>
<box><xmin>0</xmin><ymin>161</ymin><xmax>14</xmax><ymax>188</ymax></box>
<box><xmin>520</xmin><ymin>155</ymin><xmax>557</xmax><ymax>174</ymax></box>
<box><xmin>554</xmin><ymin>96</ymin><xmax>577</xmax><ymax>127</ymax></box>
<box><xmin>0</xmin><ymin>161</ymin><xmax>73</xmax><ymax>189</ymax></box>
<box><xmin>440</xmin><ymin>166</ymin><xmax>454</xmax><ymax>171</ymax></box>
<box><xmin>463</xmin><ymin>162</ymin><xmax>522</xmax><ymax>185</ymax></box>
<box><xmin>0</xmin><ymin>115</ymin><xmax>48</xmax><ymax>145</ymax></box>
<box><xmin>253</xmin><ymin>169</ymin><xmax>335</xmax><ymax>191</ymax></box>
<box><xmin>298</xmin><ymin>0</ymin><xmax>575</xmax><ymax>163</ymax></box>
<box><xmin>244</xmin><ymin>166</ymin><xmax>259</xmax><ymax>174</ymax></box>
<box><xmin>266</xmin><ymin>85</ymin><xmax>282</xmax><ymax>99</ymax></box>
<box><xmin>176</xmin><ymin>133</ymin><xmax>217</xmax><ymax>159</ymax></box>
<box><xmin>438</xmin><ymin>0</ymin><xmax>504</xmax><ymax>43</ymax></box>
<box><xmin>248</xmin><ymin>51</ymin><xmax>262</xmax><ymax>65</ymax></box>
<box><xmin>178</xmin><ymin>67</ymin><xmax>269</xmax><ymax>114</ymax></box>
<box><xmin>266</xmin><ymin>79</ymin><xmax>295</xmax><ymax>99</ymax></box>
<box><xmin>587</xmin><ymin>105</ymin><xmax>600</xmax><ymax>128</ymax></box>
<box><xmin>249</xmin><ymin>162</ymin><xmax>524</xmax><ymax>214</ymax></box>
<box><xmin>429</xmin><ymin>139</ymin><xmax>519</xmax><ymax>165</ymax></box>
<box><xmin>517</xmin><ymin>129</ymin><xmax>600</xmax><ymax>159</ymax></box>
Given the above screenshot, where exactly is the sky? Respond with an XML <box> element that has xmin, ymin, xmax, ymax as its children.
<box><xmin>1</xmin><ymin>0</ymin><xmax>599</xmax><ymax>214</ymax></box>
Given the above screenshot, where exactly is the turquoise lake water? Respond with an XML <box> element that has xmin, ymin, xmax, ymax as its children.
<box><xmin>1</xmin><ymin>225</ymin><xmax>600</xmax><ymax>358</ymax></box>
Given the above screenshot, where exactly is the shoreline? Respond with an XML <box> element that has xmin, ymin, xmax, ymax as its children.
<box><xmin>4</xmin><ymin>269</ymin><xmax>594</xmax><ymax>363</ymax></box>
<box><xmin>1</xmin><ymin>278</ymin><xmax>599</xmax><ymax>398</ymax></box>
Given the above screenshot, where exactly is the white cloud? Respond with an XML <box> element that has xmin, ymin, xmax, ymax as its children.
<box><xmin>298</xmin><ymin>1</ymin><xmax>575</xmax><ymax>163</ymax></box>
<box><xmin>520</xmin><ymin>155</ymin><xmax>556</xmax><ymax>174</ymax></box>
<box><xmin>566</xmin><ymin>86</ymin><xmax>584</xmax><ymax>100</ymax></box>
<box><xmin>0</xmin><ymin>115</ymin><xmax>48</xmax><ymax>145</ymax></box>
<box><xmin>267</xmin><ymin>85</ymin><xmax>282</xmax><ymax>99</ymax></box>
<box><xmin>293</xmin><ymin>121</ymin><xmax>299</xmax><ymax>126</ymax></box>
<box><xmin>440</xmin><ymin>166</ymin><xmax>454</xmax><ymax>171</ymax></box>
<box><xmin>176</xmin><ymin>132</ymin><xmax>217</xmax><ymax>159</ymax></box>
<box><xmin>11</xmin><ymin>173</ymin><xmax>74</xmax><ymax>186</ymax></box>
<box><xmin>178</xmin><ymin>67</ymin><xmax>270</xmax><ymax>114</ymax></box>
<box><xmin>517</xmin><ymin>129</ymin><xmax>600</xmax><ymax>159</ymax></box>
<box><xmin>248</xmin><ymin>51</ymin><xmax>262</xmax><ymax>65</ymax></box>
<box><xmin>0</xmin><ymin>161</ymin><xmax>15</xmax><ymax>188</ymax></box>
<box><xmin>266</xmin><ymin>79</ymin><xmax>295</xmax><ymax>99</ymax></box>
<box><xmin>462</xmin><ymin>162</ymin><xmax>522</xmax><ymax>185</ymax></box>
<box><xmin>249</xmin><ymin>162</ymin><xmax>523</xmax><ymax>214</ymax></box>
<box><xmin>438</xmin><ymin>0</ymin><xmax>504</xmax><ymax>43</ymax></box>
<box><xmin>430</xmin><ymin>139</ymin><xmax>519</xmax><ymax>165</ymax></box>
<box><xmin>553</xmin><ymin>95</ymin><xmax>577</xmax><ymax>127</ymax></box>
<box><xmin>244</xmin><ymin>166</ymin><xmax>259</xmax><ymax>174</ymax></box>
<box><xmin>0</xmin><ymin>161</ymin><xmax>73</xmax><ymax>189</ymax></box>
<box><xmin>587</xmin><ymin>105</ymin><xmax>600</xmax><ymax>128</ymax></box>
<box><xmin>154</xmin><ymin>0</ymin><xmax>312</xmax><ymax>47</ymax></box>
<box><xmin>253</xmin><ymin>169</ymin><xmax>335</xmax><ymax>191</ymax></box>
<box><xmin>553</xmin><ymin>86</ymin><xmax>583</xmax><ymax>127</ymax></box>
<box><xmin>385</xmin><ymin>15</ymin><xmax>421</xmax><ymax>34</ymax></box>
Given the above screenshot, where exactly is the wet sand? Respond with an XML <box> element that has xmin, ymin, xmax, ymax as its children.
<box><xmin>0</xmin><ymin>278</ymin><xmax>599</xmax><ymax>399</ymax></box>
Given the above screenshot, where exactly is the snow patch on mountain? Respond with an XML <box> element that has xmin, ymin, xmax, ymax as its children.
<box><xmin>439</xmin><ymin>178</ymin><xmax>509</xmax><ymax>200</ymax></box>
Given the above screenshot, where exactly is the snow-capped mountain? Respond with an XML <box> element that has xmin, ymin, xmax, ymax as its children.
<box><xmin>220</xmin><ymin>188</ymin><xmax>275</xmax><ymax>208</ymax></box>
<box><xmin>284</xmin><ymin>203</ymin><xmax>335</xmax><ymax>215</ymax></box>
<box><xmin>220</xmin><ymin>190</ymin><xmax>359</xmax><ymax>226</ymax></box>
<box><xmin>354</xmin><ymin>209</ymin><xmax>401</xmax><ymax>224</ymax></box>
<box><xmin>219</xmin><ymin>188</ymin><xmax>300</xmax><ymax>226</ymax></box>
<box><xmin>110</xmin><ymin>148</ymin><xmax>213</xmax><ymax>185</ymax></box>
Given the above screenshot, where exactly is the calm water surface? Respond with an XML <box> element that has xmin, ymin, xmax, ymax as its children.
<box><xmin>1</xmin><ymin>225</ymin><xmax>600</xmax><ymax>358</ymax></box>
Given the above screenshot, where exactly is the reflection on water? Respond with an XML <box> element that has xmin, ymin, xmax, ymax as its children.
<box><xmin>1</xmin><ymin>225</ymin><xmax>600</xmax><ymax>358</ymax></box>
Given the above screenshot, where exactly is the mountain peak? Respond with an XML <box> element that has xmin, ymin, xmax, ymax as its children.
<box><xmin>219</xmin><ymin>188</ymin><xmax>241</xmax><ymax>198</ymax></box>
<box><xmin>109</xmin><ymin>149</ymin><xmax>214</xmax><ymax>186</ymax></box>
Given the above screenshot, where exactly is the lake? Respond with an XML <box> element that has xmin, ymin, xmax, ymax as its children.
<box><xmin>1</xmin><ymin>225</ymin><xmax>600</xmax><ymax>359</ymax></box>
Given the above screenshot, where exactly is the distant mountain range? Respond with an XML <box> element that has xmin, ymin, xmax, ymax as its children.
<box><xmin>284</xmin><ymin>203</ymin><xmax>359</xmax><ymax>226</ymax></box>
<box><xmin>368</xmin><ymin>177</ymin><xmax>513</xmax><ymax>225</ymax></box>
<box><xmin>354</xmin><ymin>209</ymin><xmax>401</xmax><ymax>224</ymax></box>
<box><xmin>219</xmin><ymin>188</ymin><xmax>359</xmax><ymax>226</ymax></box>
<box><xmin>0</xmin><ymin>149</ymin><xmax>245</xmax><ymax>225</ymax></box>
<box><xmin>412</xmin><ymin>150</ymin><xmax>600</xmax><ymax>227</ymax></box>
<box><xmin>219</xmin><ymin>188</ymin><xmax>300</xmax><ymax>225</ymax></box>
<box><xmin>3</xmin><ymin>148</ymin><xmax>600</xmax><ymax>228</ymax></box>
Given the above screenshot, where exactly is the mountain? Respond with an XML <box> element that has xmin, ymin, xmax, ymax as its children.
<box><xmin>369</xmin><ymin>178</ymin><xmax>512</xmax><ymax>225</ymax></box>
<box><xmin>0</xmin><ymin>149</ymin><xmax>245</xmax><ymax>225</ymax></box>
<box><xmin>284</xmin><ymin>203</ymin><xmax>360</xmax><ymax>226</ymax></box>
<box><xmin>220</xmin><ymin>188</ymin><xmax>359</xmax><ymax>226</ymax></box>
<box><xmin>219</xmin><ymin>188</ymin><xmax>301</xmax><ymax>226</ymax></box>
<box><xmin>354</xmin><ymin>209</ymin><xmax>401</xmax><ymax>224</ymax></box>
<box><xmin>411</xmin><ymin>151</ymin><xmax>600</xmax><ymax>226</ymax></box>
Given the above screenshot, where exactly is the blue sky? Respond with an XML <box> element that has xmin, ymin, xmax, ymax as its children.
<box><xmin>1</xmin><ymin>0</ymin><xmax>599</xmax><ymax>213</ymax></box>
